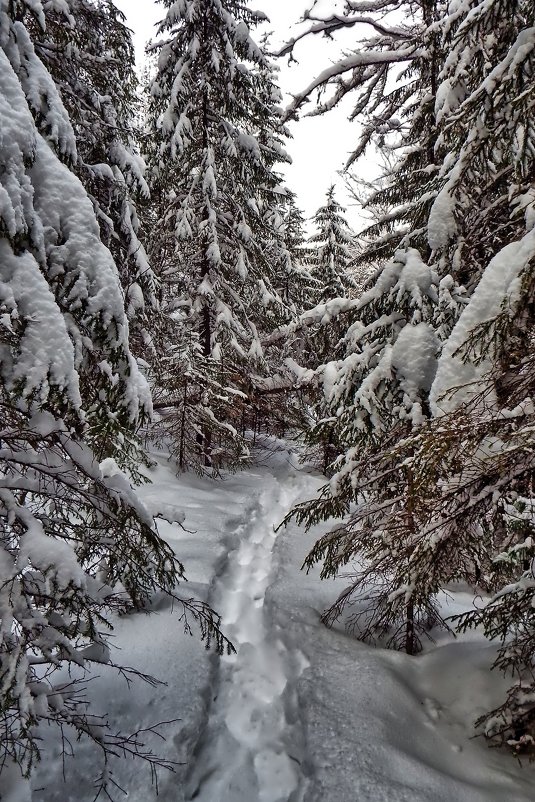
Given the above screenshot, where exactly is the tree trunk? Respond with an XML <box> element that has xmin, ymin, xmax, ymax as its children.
<box><xmin>197</xmin><ymin>44</ymin><xmax>212</xmax><ymax>469</ymax></box>
<box><xmin>405</xmin><ymin>466</ymin><xmax>417</xmax><ymax>655</ymax></box>
<box><xmin>405</xmin><ymin>599</ymin><xmax>415</xmax><ymax>656</ymax></box>
<box><xmin>178</xmin><ymin>381</ymin><xmax>188</xmax><ymax>470</ymax></box>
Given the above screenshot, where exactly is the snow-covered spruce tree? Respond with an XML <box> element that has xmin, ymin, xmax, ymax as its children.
<box><xmin>278</xmin><ymin>191</ymin><xmax>320</xmax><ymax>310</ymax></box>
<box><xmin>28</xmin><ymin>0</ymin><xmax>159</xmax><ymax>361</ymax></box>
<box><xmin>370</xmin><ymin>0</ymin><xmax>535</xmax><ymax>662</ymax></box>
<box><xmin>147</xmin><ymin>0</ymin><xmax>295</xmax><ymax>471</ymax></box>
<box><xmin>381</xmin><ymin>233</ymin><xmax>535</xmax><ymax>740</ymax></box>
<box><xmin>0</xmin><ymin>6</ymin><xmax>227</xmax><ymax>794</ymax></box>
<box><xmin>284</xmin><ymin>249</ymin><xmax>465</xmax><ymax>649</ymax></box>
<box><xmin>283</xmin><ymin>192</ymin><xmax>309</xmax><ymax>269</ymax></box>
<box><xmin>386</xmin><ymin>0</ymin><xmax>535</xmax><ymax>744</ymax></box>
<box><xmin>309</xmin><ymin>185</ymin><xmax>356</xmax><ymax>303</ymax></box>
<box><xmin>261</xmin><ymin>192</ymin><xmax>308</xmax><ymax>316</ymax></box>
<box><xmin>9</xmin><ymin>0</ymin><xmax>160</xmax><ymax>469</ymax></box>
<box><xmin>237</xmin><ymin>54</ymin><xmax>315</xmax><ymax>440</ymax></box>
<box><xmin>275</xmin><ymin>0</ymin><xmax>448</xmax><ymax>375</ymax></box>
<box><xmin>290</xmin><ymin>186</ymin><xmax>357</xmax><ymax>473</ymax></box>
<box><xmin>276</xmin><ymin>0</ymin><xmax>470</xmax><ymax>651</ymax></box>
<box><xmin>1</xmin><ymin>0</ymin><xmax>152</xmax><ymax>459</ymax></box>
<box><xmin>283</xmin><ymin>0</ymin><xmax>535</xmax><ymax>662</ymax></box>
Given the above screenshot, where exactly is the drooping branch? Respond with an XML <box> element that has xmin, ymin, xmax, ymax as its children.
<box><xmin>283</xmin><ymin>46</ymin><xmax>420</xmax><ymax>120</ymax></box>
<box><xmin>274</xmin><ymin>13</ymin><xmax>406</xmax><ymax>59</ymax></box>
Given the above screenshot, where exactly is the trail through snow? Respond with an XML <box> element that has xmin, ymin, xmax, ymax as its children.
<box><xmin>31</xmin><ymin>442</ymin><xmax>535</xmax><ymax>802</ymax></box>
<box><xmin>186</xmin><ymin>472</ymin><xmax>310</xmax><ymax>802</ymax></box>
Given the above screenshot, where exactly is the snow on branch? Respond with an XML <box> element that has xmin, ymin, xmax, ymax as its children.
<box><xmin>284</xmin><ymin>46</ymin><xmax>420</xmax><ymax>118</ymax></box>
<box><xmin>274</xmin><ymin>13</ymin><xmax>406</xmax><ymax>59</ymax></box>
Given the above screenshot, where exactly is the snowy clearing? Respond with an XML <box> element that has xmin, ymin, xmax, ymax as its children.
<box><xmin>32</xmin><ymin>442</ymin><xmax>535</xmax><ymax>802</ymax></box>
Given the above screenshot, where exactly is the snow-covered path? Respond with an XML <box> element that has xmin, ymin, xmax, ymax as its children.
<box><xmin>186</xmin><ymin>472</ymin><xmax>310</xmax><ymax>802</ymax></box>
<box><xmin>33</xmin><ymin>444</ymin><xmax>535</xmax><ymax>802</ymax></box>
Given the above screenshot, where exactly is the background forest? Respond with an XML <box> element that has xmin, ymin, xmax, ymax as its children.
<box><xmin>1</xmin><ymin>0</ymin><xmax>535</xmax><ymax>798</ymax></box>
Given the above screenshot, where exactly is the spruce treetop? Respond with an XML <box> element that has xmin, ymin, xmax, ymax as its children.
<box><xmin>309</xmin><ymin>185</ymin><xmax>356</xmax><ymax>302</ymax></box>
<box><xmin>149</xmin><ymin>0</ymin><xmax>290</xmax><ymax>360</ymax></box>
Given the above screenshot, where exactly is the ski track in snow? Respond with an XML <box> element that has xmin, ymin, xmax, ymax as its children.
<box><xmin>185</xmin><ymin>470</ymin><xmax>310</xmax><ymax>802</ymax></box>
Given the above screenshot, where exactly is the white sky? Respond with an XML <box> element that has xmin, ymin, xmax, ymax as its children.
<box><xmin>115</xmin><ymin>0</ymin><xmax>369</xmax><ymax>227</ymax></box>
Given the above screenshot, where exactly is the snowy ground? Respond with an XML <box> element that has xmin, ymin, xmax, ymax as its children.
<box><xmin>31</xmin><ymin>440</ymin><xmax>535</xmax><ymax>801</ymax></box>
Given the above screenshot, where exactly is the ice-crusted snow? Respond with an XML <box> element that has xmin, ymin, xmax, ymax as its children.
<box><xmin>25</xmin><ymin>440</ymin><xmax>535</xmax><ymax>802</ymax></box>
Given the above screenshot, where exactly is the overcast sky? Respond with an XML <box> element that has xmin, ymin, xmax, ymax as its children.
<box><xmin>115</xmin><ymin>0</ymin><xmax>367</xmax><ymax>228</ymax></box>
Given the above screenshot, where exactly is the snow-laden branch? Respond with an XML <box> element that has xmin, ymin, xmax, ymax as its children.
<box><xmin>284</xmin><ymin>46</ymin><xmax>420</xmax><ymax>118</ymax></box>
<box><xmin>345</xmin><ymin>0</ymin><xmax>404</xmax><ymax>11</ymax></box>
<box><xmin>446</xmin><ymin>27</ymin><xmax>535</xmax><ymax>126</ymax></box>
<box><xmin>274</xmin><ymin>13</ymin><xmax>406</xmax><ymax>58</ymax></box>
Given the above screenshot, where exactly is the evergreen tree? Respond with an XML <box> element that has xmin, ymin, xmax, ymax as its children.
<box><xmin>9</xmin><ymin>0</ymin><xmax>161</xmax><ymax>470</ymax></box>
<box><xmin>276</xmin><ymin>187</ymin><xmax>356</xmax><ymax>471</ymax></box>
<box><xmin>283</xmin><ymin>192</ymin><xmax>309</xmax><ymax>267</ymax></box>
<box><xmin>29</xmin><ymin>0</ymin><xmax>158</xmax><ymax>358</ymax></box>
<box><xmin>278</xmin><ymin>192</ymin><xmax>318</xmax><ymax>308</ymax></box>
<box><xmin>251</xmin><ymin>54</ymin><xmax>301</xmax><ymax>313</ymax></box>
<box><xmin>262</xmin><ymin>192</ymin><xmax>309</xmax><ymax>316</ymax></box>
<box><xmin>309</xmin><ymin>186</ymin><xmax>356</xmax><ymax>303</ymax></box>
<box><xmin>1</xmin><ymin>0</ymin><xmax>153</xmax><ymax>457</ymax></box>
<box><xmin>281</xmin><ymin>0</ymin><xmax>535</xmax><ymax>699</ymax></box>
<box><xmin>400</xmin><ymin>0</ymin><xmax>535</xmax><ymax>743</ymax></box>
<box><xmin>287</xmin><ymin>249</ymin><xmax>465</xmax><ymax>640</ymax></box>
<box><xmin>0</xmin><ymin>4</ymin><xmax>226</xmax><ymax>793</ymax></box>
<box><xmin>278</xmin><ymin>0</ymin><xmax>465</xmax><ymax>652</ymax></box>
<box><xmin>146</xmin><ymin>0</ymin><xmax>294</xmax><ymax>471</ymax></box>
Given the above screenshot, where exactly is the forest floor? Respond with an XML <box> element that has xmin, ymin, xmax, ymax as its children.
<box><xmin>33</xmin><ymin>439</ymin><xmax>535</xmax><ymax>802</ymax></box>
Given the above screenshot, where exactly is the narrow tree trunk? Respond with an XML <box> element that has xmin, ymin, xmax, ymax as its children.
<box><xmin>197</xmin><ymin>51</ymin><xmax>212</xmax><ymax>469</ymax></box>
<box><xmin>405</xmin><ymin>466</ymin><xmax>417</xmax><ymax>655</ymax></box>
<box><xmin>178</xmin><ymin>381</ymin><xmax>188</xmax><ymax>470</ymax></box>
<box><xmin>405</xmin><ymin>599</ymin><xmax>415</xmax><ymax>656</ymax></box>
<box><xmin>253</xmin><ymin>407</ymin><xmax>258</xmax><ymax>446</ymax></box>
